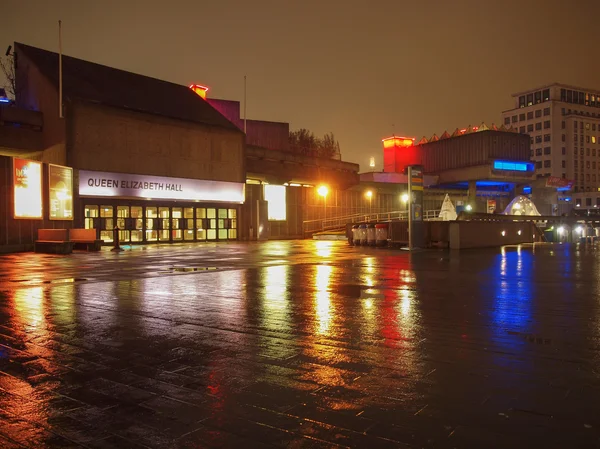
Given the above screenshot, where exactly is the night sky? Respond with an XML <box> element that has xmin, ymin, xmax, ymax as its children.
<box><xmin>2</xmin><ymin>0</ymin><xmax>600</xmax><ymax>170</ymax></box>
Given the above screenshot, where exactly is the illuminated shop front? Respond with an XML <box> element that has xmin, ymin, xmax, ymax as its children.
<box><xmin>79</xmin><ymin>170</ymin><xmax>244</xmax><ymax>244</ymax></box>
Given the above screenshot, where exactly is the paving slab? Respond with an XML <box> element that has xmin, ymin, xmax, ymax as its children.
<box><xmin>0</xmin><ymin>241</ymin><xmax>600</xmax><ymax>448</ymax></box>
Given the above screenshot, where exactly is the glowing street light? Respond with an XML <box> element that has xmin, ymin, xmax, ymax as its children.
<box><xmin>465</xmin><ymin>204</ymin><xmax>473</xmax><ymax>212</ymax></box>
<box><xmin>365</xmin><ymin>190</ymin><xmax>373</xmax><ymax>216</ymax></box>
<box><xmin>401</xmin><ymin>193</ymin><xmax>409</xmax><ymax>203</ymax></box>
<box><xmin>317</xmin><ymin>185</ymin><xmax>329</xmax><ymax>228</ymax></box>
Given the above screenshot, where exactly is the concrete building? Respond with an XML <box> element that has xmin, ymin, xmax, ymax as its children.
<box><xmin>0</xmin><ymin>42</ymin><xmax>362</xmax><ymax>251</ymax></box>
<box><xmin>379</xmin><ymin>126</ymin><xmax>535</xmax><ymax>213</ymax></box>
<box><xmin>502</xmin><ymin>83</ymin><xmax>600</xmax><ymax>209</ymax></box>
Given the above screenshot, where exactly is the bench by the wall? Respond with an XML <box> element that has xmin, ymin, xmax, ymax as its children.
<box><xmin>69</xmin><ymin>228</ymin><xmax>103</xmax><ymax>251</ymax></box>
<box><xmin>35</xmin><ymin>229</ymin><xmax>73</xmax><ymax>254</ymax></box>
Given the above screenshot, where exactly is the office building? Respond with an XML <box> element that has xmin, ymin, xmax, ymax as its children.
<box><xmin>502</xmin><ymin>83</ymin><xmax>600</xmax><ymax>208</ymax></box>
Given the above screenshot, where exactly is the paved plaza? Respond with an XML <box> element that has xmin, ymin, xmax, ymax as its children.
<box><xmin>0</xmin><ymin>240</ymin><xmax>599</xmax><ymax>448</ymax></box>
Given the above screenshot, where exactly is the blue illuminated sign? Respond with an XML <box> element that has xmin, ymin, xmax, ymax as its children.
<box><xmin>0</xmin><ymin>98</ymin><xmax>10</xmax><ymax>103</ymax></box>
<box><xmin>493</xmin><ymin>160</ymin><xmax>534</xmax><ymax>172</ymax></box>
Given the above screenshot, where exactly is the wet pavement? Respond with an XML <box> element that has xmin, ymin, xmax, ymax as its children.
<box><xmin>0</xmin><ymin>240</ymin><xmax>600</xmax><ymax>448</ymax></box>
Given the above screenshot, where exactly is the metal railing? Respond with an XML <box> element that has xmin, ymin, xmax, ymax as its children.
<box><xmin>303</xmin><ymin>209</ymin><xmax>441</xmax><ymax>235</ymax></box>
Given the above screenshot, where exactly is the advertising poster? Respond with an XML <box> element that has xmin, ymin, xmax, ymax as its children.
<box><xmin>13</xmin><ymin>158</ymin><xmax>43</xmax><ymax>219</ymax></box>
<box><xmin>49</xmin><ymin>164</ymin><xmax>73</xmax><ymax>220</ymax></box>
<box><xmin>487</xmin><ymin>199</ymin><xmax>497</xmax><ymax>214</ymax></box>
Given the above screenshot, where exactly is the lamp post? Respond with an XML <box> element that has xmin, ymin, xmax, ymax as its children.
<box><xmin>365</xmin><ymin>190</ymin><xmax>373</xmax><ymax>217</ymax></box>
<box><xmin>317</xmin><ymin>185</ymin><xmax>329</xmax><ymax>229</ymax></box>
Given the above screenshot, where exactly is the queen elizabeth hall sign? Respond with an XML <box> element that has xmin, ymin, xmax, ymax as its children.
<box><xmin>79</xmin><ymin>170</ymin><xmax>245</xmax><ymax>203</ymax></box>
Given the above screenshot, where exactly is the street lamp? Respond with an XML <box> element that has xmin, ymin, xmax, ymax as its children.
<box><xmin>401</xmin><ymin>192</ymin><xmax>409</xmax><ymax>218</ymax></box>
<box><xmin>365</xmin><ymin>190</ymin><xmax>373</xmax><ymax>216</ymax></box>
<box><xmin>317</xmin><ymin>185</ymin><xmax>328</xmax><ymax>228</ymax></box>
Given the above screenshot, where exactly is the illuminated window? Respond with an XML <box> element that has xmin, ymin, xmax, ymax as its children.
<box><xmin>593</xmin><ymin>136</ymin><xmax>597</xmax><ymax>144</ymax></box>
<box><xmin>264</xmin><ymin>185</ymin><xmax>286</xmax><ymax>221</ymax></box>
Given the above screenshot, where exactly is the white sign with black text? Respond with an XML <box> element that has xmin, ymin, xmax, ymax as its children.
<box><xmin>79</xmin><ymin>170</ymin><xmax>245</xmax><ymax>203</ymax></box>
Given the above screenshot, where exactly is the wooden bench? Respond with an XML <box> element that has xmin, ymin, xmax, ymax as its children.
<box><xmin>35</xmin><ymin>229</ymin><xmax>73</xmax><ymax>254</ymax></box>
<box><xmin>69</xmin><ymin>228</ymin><xmax>103</xmax><ymax>251</ymax></box>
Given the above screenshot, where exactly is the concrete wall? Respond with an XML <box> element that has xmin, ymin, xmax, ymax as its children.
<box><xmin>246</xmin><ymin>120</ymin><xmax>289</xmax><ymax>152</ymax></box>
<box><xmin>449</xmin><ymin>221</ymin><xmax>538</xmax><ymax>249</ymax></box>
<box><xmin>208</xmin><ymin>98</ymin><xmax>290</xmax><ymax>152</ymax></box>
<box><xmin>0</xmin><ymin>107</ymin><xmax>44</xmax><ymax>152</ymax></box>
<box><xmin>416</xmin><ymin>131</ymin><xmax>531</xmax><ymax>174</ymax></box>
<box><xmin>15</xmin><ymin>47</ymin><xmax>66</xmax><ymax>157</ymax></box>
<box><xmin>67</xmin><ymin>101</ymin><xmax>245</xmax><ymax>183</ymax></box>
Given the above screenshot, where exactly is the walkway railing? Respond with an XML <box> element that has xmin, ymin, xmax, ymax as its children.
<box><xmin>303</xmin><ymin>209</ymin><xmax>441</xmax><ymax>235</ymax></box>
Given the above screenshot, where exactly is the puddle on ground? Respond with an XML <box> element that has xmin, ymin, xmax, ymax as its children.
<box><xmin>169</xmin><ymin>267</ymin><xmax>219</xmax><ymax>272</ymax></box>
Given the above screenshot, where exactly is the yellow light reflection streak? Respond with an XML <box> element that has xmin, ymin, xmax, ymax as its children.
<box><xmin>13</xmin><ymin>287</ymin><xmax>45</xmax><ymax>330</ymax></box>
<box><xmin>315</xmin><ymin>241</ymin><xmax>333</xmax><ymax>258</ymax></box>
<box><xmin>315</xmin><ymin>264</ymin><xmax>333</xmax><ymax>335</ymax></box>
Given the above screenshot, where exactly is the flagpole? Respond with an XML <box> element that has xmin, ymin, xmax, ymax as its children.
<box><xmin>58</xmin><ymin>20</ymin><xmax>63</xmax><ymax>118</ymax></box>
<box><xmin>243</xmin><ymin>75</ymin><xmax>247</xmax><ymax>134</ymax></box>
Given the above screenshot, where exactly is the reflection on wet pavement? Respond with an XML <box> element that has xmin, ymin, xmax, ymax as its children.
<box><xmin>0</xmin><ymin>241</ymin><xmax>599</xmax><ymax>448</ymax></box>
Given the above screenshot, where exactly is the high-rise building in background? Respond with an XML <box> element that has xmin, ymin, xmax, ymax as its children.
<box><xmin>502</xmin><ymin>83</ymin><xmax>600</xmax><ymax>208</ymax></box>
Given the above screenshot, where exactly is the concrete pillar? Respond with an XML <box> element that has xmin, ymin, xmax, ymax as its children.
<box><xmin>467</xmin><ymin>181</ymin><xmax>477</xmax><ymax>211</ymax></box>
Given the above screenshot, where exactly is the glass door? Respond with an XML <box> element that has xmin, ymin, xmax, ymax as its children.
<box><xmin>196</xmin><ymin>208</ymin><xmax>206</xmax><ymax>241</ymax></box>
<box><xmin>218</xmin><ymin>208</ymin><xmax>228</xmax><ymax>240</ymax></box>
<box><xmin>159</xmin><ymin>207</ymin><xmax>170</xmax><ymax>242</ymax></box>
<box><xmin>100</xmin><ymin>206</ymin><xmax>114</xmax><ymax>242</ymax></box>
<box><xmin>228</xmin><ymin>208</ymin><xmax>237</xmax><ymax>239</ymax></box>
<box><xmin>117</xmin><ymin>206</ymin><xmax>130</xmax><ymax>243</ymax></box>
<box><xmin>172</xmin><ymin>208</ymin><xmax>183</xmax><ymax>241</ymax></box>
<box><xmin>146</xmin><ymin>207</ymin><xmax>158</xmax><ymax>242</ymax></box>
<box><xmin>131</xmin><ymin>206</ymin><xmax>143</xmax><ymax>242</ymax></box>
<box><xmin>184</xmin><ymin>208</ymin><xmax>195</xmax><ymax>241</ymax></box>
<box><xmin>207</xmin><ymin>208</ymin><xmax>217</xmax><ymax>240</ymax></box>
<box><xmin>84</xmin><ymin>205</ymin><xmax>99</xmax><ymax>232</ymax></box>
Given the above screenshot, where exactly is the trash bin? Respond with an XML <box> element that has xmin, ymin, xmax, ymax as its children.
<box><xmin>375</xmin><ymin>223</ymin><xmax>388</xmax><ymax>247</ymax></box>
<box><xmin>367</xmin><ymin>224</ymin><xmax>376</xmax><ymax>246</ymax></box>
<box><xmin>359</xmin><ymin>224</ymin><xmax>368</xmax><ymax>245</ymax></box>
<box><xmin>350</xmin><ymin>225</ymin><xmax>359</xmax><ymax>246</ymax></box>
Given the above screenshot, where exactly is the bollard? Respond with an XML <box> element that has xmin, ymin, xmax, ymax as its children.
<box><xmin>111</xmin><ymin>225</ymin><xmax>124</xmax><ymax>252</ymax></box>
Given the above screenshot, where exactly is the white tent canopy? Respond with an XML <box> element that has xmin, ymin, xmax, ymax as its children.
<box><xmin>503</xmin><ymin>195</ymin><xmax>541</xmax><ymax>216</ymax></box>
<box><xmin>439</xmin><ymin>194</ymin><xmax>457</xmax><ymax>221</ymax></box>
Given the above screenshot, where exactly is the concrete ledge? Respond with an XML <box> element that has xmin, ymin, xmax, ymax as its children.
<box><xmin>449</xmin><ymin>221</ymin><xmax>538</xmax><ymax>249</ymax></box>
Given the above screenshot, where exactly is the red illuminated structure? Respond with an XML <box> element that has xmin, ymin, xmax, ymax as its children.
<box><xmin>382</xmin><ymin>136</ymin><xmax>417</xmax><ymax>173</ymax></box>
<box><xmin>189</xmin><ymin>84</ymin><xmax>209</xmax><ymax>99</ymax></box>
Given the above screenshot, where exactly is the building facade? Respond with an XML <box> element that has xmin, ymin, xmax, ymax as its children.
<box><xmin>0</xmin><ymin>42</ymin><xmax>362</xmax><ymax>251</ymax></box>
<box><xmin>0</xmin><ymin>42</ymin><xmax>246</xmax><ymax>252</ymax></box>
<box><xmin>380</xmin><ymin>127</ymin><xmax>536</xmax><ymax>213</ymax></box>
<box><xmin>502</xmin><ymin>83</ymin><xmax>600</xmax><ymax>208</ymax></box>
